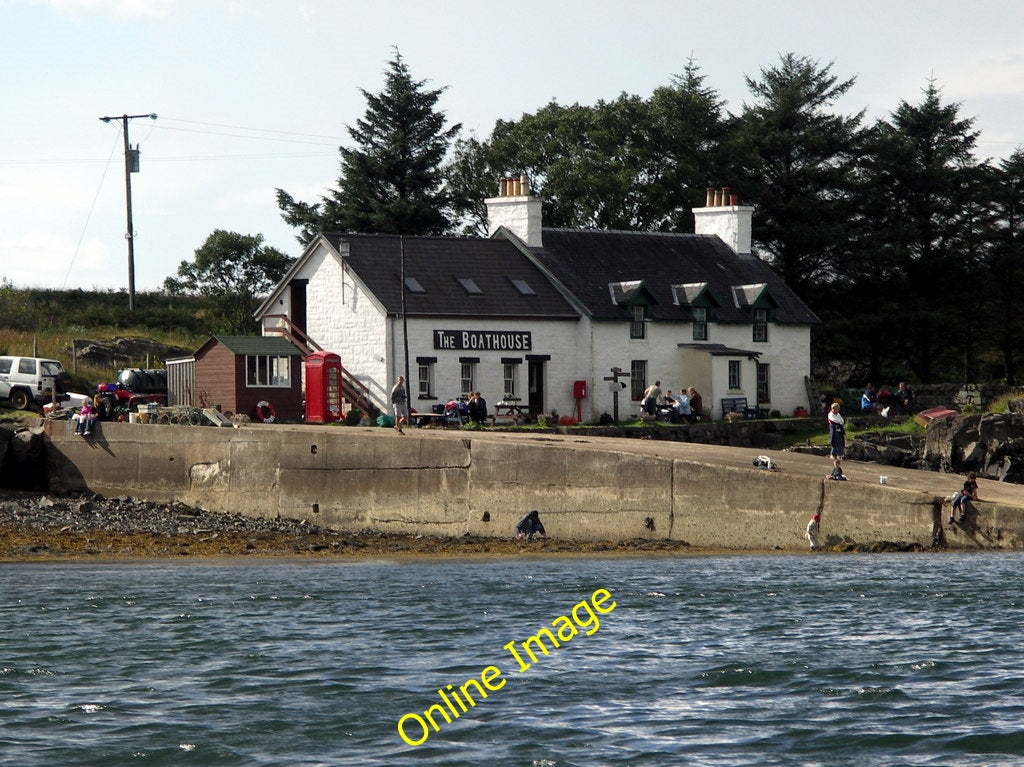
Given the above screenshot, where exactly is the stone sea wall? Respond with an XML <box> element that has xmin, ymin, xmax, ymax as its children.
<box><xmin>33</xmin><ymin>419</ymin><xmax>1024</xmax><ymax>552</ymax></box>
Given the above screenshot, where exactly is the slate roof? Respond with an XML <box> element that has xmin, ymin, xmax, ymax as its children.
<box><xmin>525</xmin><ymin>229</ymin><xmax>819</xmax><ymax>325</ymax></box>
<box><xmin>323</xmin><ymin>233</ymin><xmax>578</xmax><ymax>319</ymax></box>
<box><xmin>200</xmin><ymin>335</ymin><xmax>304</xmax><ymax>356</ymax></box>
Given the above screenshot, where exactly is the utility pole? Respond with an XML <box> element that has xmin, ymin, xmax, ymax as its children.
<box><xmin>98</xmin><ymin>112</ymin><xmax>157</xmax><ymax>312</ymax></box>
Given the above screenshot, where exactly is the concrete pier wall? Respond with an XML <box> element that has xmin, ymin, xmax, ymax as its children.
<box><xmin>43</xmin><ymin>421</ymin><xmax>1024</xmax><ymax>551</ymax></box>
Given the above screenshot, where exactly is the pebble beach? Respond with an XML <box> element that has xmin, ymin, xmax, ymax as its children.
<box><xmin>0</xmin><ymin>491</ymin><xmax>698</xmax><ymax>561</ymax></box>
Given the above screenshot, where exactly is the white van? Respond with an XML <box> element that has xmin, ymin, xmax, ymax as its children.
<box><xmin>0</xmin><ymin>356</ymin><xmax>70</xmax><ymax>410</ymax></box>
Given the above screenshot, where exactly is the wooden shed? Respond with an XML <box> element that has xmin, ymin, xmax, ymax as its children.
<box><xmin>192</xmin><ymin>335</ymin><xmax>304</xmax><ymax>422</ymax></box>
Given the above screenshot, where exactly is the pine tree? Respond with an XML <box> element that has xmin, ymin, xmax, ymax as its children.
<box><xmin>858</xmin><ymin>81</ymin><xmax>985</xmax><ymax>382</ymax></box>
<box><xmin>277</xmin><ymin>50</ymin><xmax>461</xmax><ymax>242</ymax></box>
<box><xmin>734</xmin><ymin>53</ymin><xmax>867</xmax><ymax>299</ymax></box>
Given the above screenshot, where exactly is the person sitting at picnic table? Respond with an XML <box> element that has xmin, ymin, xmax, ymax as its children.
<box><xmin>895</xmin><ymin>382</ymin><xmax>915</xmax><ymax>414</ymax></box>
<box><xmin>516</xmin><ymin>510</ymin><xmax>547</xmax><ymax>540</ymax></box>
<box><xmin>861</xmin><ymin>383</ymin><xmax>877</xmax><ymax>413</ymax></box>
<box><xmin>661</xmin><ymin>390</ymin><xmax>683</xmax><ymax>423</ymax></box>
<box><xmin>672</xmin><ymin>389</ymin><xmax>691</xmax><ymax>421</ymax></box>
<box><xmin>467</xmin><ymin>391</ymin><xmax>488</xmax><ymax>425</ymax></box>
<box><xmin>686</xmin><ymin>387</ymin><xmax>703</xmax><ymax>422</ymax></box>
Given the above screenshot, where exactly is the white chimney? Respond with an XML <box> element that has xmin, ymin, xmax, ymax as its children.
<box><xmin>485</xmin><ymin>174</ymin><xmax>543</xmax><ymax>247</ymax></box>
<box><xmin>692</xmin><ymin>186</ymin><xmax>753</xmax><ymax>256</ymax></box>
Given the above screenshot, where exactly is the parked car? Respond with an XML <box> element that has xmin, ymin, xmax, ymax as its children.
<box><xmin>0</xmin><ymin>356</ymin><xmax>72</xmax><ymax>410</ymax></box>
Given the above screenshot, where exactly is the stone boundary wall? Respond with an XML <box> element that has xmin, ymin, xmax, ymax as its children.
<box><xmin>41</xmin><ymin>420</ymin><xmax>1024</xmax><ymax>551</ymax></box>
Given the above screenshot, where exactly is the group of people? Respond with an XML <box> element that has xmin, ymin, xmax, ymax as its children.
<box><xmin>390</xmin><ymin>376</ymin><xmax>491</xmax><ymax>432</ymax></box>
<box><xmin>640</xmin><ymin>380</ymin><xmax>703</xmax><ymax>423</ymax></box>
<box><xmin>806</xmin><ymin>468</ymin><xmax>981</xmax><ymax>550</ymax></box>
<box><xmin>861</xmin><ymin>382</ymin><xmax>915</xmax><ymax>417</ymax></box>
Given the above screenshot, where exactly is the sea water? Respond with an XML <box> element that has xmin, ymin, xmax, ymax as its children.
<box><xmin>2</xmin><ymin>553</ymin><xmax>1023</xmax><ymax>766</ymax></box>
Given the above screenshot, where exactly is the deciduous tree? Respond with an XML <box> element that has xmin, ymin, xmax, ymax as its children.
<box><xmin>163</xmin><ymin>230</ymin><xmax>293</xmax><ymax>334</ymax></box>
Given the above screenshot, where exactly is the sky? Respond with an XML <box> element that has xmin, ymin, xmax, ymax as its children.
<box><xmin>3</xmin><ymin>0</ymin><xmax>1023</xmax><ymax>293</ymax></box>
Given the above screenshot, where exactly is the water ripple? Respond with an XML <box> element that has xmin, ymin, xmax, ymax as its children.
<box><xmin>2</xmin><ymin>555</ymin><xmax>1024</xmax><ymax>765</ymax></box>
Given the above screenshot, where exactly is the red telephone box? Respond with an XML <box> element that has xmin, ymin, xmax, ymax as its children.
<box><xmin>304</xmin><ymin>352</ymin><xmax>343</xmax><ymax>423</ymax></box>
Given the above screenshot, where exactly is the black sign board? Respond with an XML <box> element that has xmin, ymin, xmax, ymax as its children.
<box><xmin>433</xmin><ymin>330</ymin><xmax>532</xmax><ymax>351</ymax></box>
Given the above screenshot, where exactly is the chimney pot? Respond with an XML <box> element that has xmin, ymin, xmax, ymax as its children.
<box><xmin>706</xmin><ymin>187</ymin><xmax>714</xmax><ymax>207</ymax></box>
<box><xmin>520</xmin><ymin>174</ymin><xmax>530</xmax><ymax>196</ymax></box>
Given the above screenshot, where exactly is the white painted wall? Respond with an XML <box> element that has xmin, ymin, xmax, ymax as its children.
<box><xmin>583</xmin><ymin>320</ymin><xmax>810</xmax><ymax>421</ymax></box>
<box><xmin>388</xmin><ymin>316</ymin><xmax>584</xmax><ymax>416</ymax></box>
<box><xmin>259</xmin><ymin>242</ymin><xmax>812</xmax><ymax>423</ymax></box>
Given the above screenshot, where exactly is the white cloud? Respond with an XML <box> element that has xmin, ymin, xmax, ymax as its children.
<box><xmin>0</xmin><ymin>230</ymin><xmax>114</xmax><ymax>290</ymax></box>
<box><xmin>38</xmin><ymin>0</ymin><xmax>171</xmax><ymax>19</ymax></box>
<box><xmin>941</xmin><ymin>49</ymin><xmax>1024</xmax><ymax>100</ymax></box>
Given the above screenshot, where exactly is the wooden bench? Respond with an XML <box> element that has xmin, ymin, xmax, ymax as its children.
<box><xmin>720</xmin><ymin>396</ymin><xmax>767</xmax><ymax>419</ymax></box>
<box><xmin>410</xmin><ymin>412</ymin><xmax>447</xmax><ymax>428</ymax></box>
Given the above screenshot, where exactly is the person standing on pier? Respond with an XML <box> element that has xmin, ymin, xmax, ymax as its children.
<box><xmin>827</xmin><ymin>401</ymin><xmax>846</xmax><ymax>477</ymax></box>
<box><xmin>391</xmin><ymin>376</ymin><xmax>409</xmax><ymax>434</ymax></box>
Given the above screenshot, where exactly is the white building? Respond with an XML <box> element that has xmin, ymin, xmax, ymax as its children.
<box><xmin>257</xmin><ymin>183</ymin><xmax>818</xmax><ymax>422</ymax></box>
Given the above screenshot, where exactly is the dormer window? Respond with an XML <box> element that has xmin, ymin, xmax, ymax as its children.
<box><xmin>457</xmin><ymin>277</ymin><xmax>482</xmax><ymax>294</ymax></box>
<box><xmin>630</xmin><ymin>305</ymin><xmax>646</xmax><ymax>339</ymax></box>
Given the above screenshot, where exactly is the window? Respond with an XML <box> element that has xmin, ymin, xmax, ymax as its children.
<box><xmin>503</xmin><ymin>363</ymin><xmax>518</xmax><ymax>398</ymax></box>
<box><xmin>630</xmin><ymin>360</ymin><xmax>647</xmax><ymax>401</ymax></box>
<box><xmin>0</xmin><ymin>358</ymin><xmax>12</xmax><ymax>375</ymax></box>
<box><xmin>461</xmin><ymin>362</ymin><xmax>475</xmax><ymax>395</ymax></box>
<box><xmin>757</xmin><ymin>363</ymin><xmax>771</xmax><ymax>404</ymax></box>
<box><xmin>418</xmin><ymin>362</ymin><xmax>434</xmax><ymax>398</ymax></box>
<box><xmin>692</xmin><ymin>307</ymin><xmax>708</xmax><ymax>341</ymax></box>
<box><xmin>630</xmin><ymin>305</ymin><xmax>646</xmax><ymax>339</ymax></box>
<box><xmin>18</xmin><ymin>358</ymin><xmax>36</xmax><ymax>374</ymax></box>
<box><xmin>728</xmin><ymin>360</ymin><xmax>741</xmax><ymax>390</ymax></box>
<box><xmin>753</xmin><ymin>309</ymin><xmax>768</xmax><ymax>342</ymax></box>
<box><xmin>510</xmin><ymin>278</ymin><xmax>535</xmax><ymax>295</ymax></box>
<box><xmin>457</xmin><ymin>277</ymin><xmax>483</xmax><ymax>295</ymax></box>
<box><xmin>404</xmin><ymin>276</ymin><xmax>425</xmax><ymax>293</ymax></box>
<box><xmin>246</xmin><ymin>355</ymin><xmax>291</xmax><ymax>387</ymax></box>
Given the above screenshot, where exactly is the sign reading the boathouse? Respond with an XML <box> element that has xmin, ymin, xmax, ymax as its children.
<box><xmin>433</xmin><ymin>330</ymin><xmax>532</xmax><ymax>351</ymax></box>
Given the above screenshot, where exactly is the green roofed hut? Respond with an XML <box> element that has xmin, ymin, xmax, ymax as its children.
<box><xmin>184</xmin><ymin>335</ymin><xmax>304</xmax><ymax>423</ymax></box>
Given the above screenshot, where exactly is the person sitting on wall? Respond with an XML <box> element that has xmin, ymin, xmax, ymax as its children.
<box><xmin>516</xmin><ymin>509</ymin><xmax>547</xmax><ymax>540</ymax></box>
<box><xmin>950</xmin><ymin>472</ymin><xmax>979</xmax><ymax>525</ymax></box>
<box><xmin>75</xmin><ymin>397</ymin><xmax>97</xmax><ymax>436</ymax></box>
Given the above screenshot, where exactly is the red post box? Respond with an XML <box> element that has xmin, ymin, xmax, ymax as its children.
<box><xmin>304</xmin><ymin>352</ymin><xmax>343</xmax><ymax>423</ymax></box>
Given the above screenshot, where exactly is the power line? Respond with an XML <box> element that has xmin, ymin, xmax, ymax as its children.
<box><xmin>152</xmin><ymin>124</ymin><xmax>339</xmax><ymax>146</ymax></box>
<box><xmin>156</xmin><ymin>115</ymin><xmax>345</xmax><ymax>141</ymax></box>
<box><xmin>61</xmin><ymin>131</ymin><xmax>121</xmax><ymax>289</ymax></box>
<box><xmin>0</xmin><ymin>151</ymin><xmax>336</xmax><ymax>165</ymax></box>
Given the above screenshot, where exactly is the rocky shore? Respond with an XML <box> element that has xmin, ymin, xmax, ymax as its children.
<box><xmin>0</xmin><ymin>491</ymin><xmax>698</xmax><ymax>561</ymax></box>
